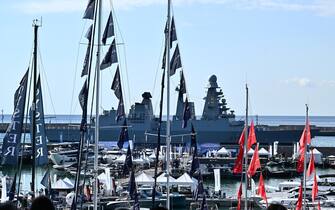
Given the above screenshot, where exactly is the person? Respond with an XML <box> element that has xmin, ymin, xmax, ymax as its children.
<box><xmin>267</xmin><ymin>203</ymin><xmax>287</xmax><ymax>210</ymax></box>
<box><xmin>30</xmin><ymin>196</ymin><xmax>55</xmax><ymax>210</ymax></box>
<box><xmin>0</xmin><ymin>202</ymin><xmax>17</xmax><ymax>210</ymax></box>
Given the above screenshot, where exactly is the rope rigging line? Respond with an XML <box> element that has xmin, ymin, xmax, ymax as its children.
<box><xmin>69</xmin><ymin>22</ymin><xmax>89</xmax><ymax>123</ymax></box>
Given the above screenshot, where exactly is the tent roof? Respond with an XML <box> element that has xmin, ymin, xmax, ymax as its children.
<box><xmin>135</xmin><ymin>172</ymin><xmax>154</xmax><ymax>184</ymax></box>
<box><xmin>312</xmin><ymin>148</ymin><xmax>322</xmax><ymax>155</ymax></box>
<box><xmin>247</xmin><ymin>148</ymin><xmax>254</xmax><ymax>155</ymax></box>
<box><xmin>52</xmin><ymin>179</ymin><xmax>74</xmax><ymax>190</ymax></box>
<box><xmin>115</xmin><ymin>154</ymin><xmax>127</xmax><ymax>163</ymax></box>
<box><xmin>157</xmin><ymin>173</ymin><xmax>176</xmax><ymax>184</ymax></box>
<box><xmin>217</xmin><ymin>147</ymin><xmax>229</xmax><ymax>155</ymax></box>
<box><xmin>176</xmin><ymin>173</ymin><xmax>194</xmax><ymax>185</ymax></box>
<box><xmin>258</xmin><ymin>148</ymin><xmax>269</xmax><ymax>155</ymax></box>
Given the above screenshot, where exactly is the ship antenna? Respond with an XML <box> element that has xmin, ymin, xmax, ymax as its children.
<box><xmin>244</xmin><ymin>83</ymin><xmax>249</xmax><ymax>210</ymax></box>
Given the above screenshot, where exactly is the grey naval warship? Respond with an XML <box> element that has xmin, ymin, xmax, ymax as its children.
<box><xmin>44</xmin><ymin>74</ymin><xmax>316</xmax><ymax>146</ymax></box>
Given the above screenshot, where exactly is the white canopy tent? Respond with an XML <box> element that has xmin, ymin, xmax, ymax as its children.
<box><xmin>247</xmin><ymin>148</ymin><xmax>254</xmax><ymax>156</ymax></box>
<box><xmin>115</xmin><ymin>154</ymin><xmax>127</xmax><ymax>163</ymax></box>
<box><xmin>308</xmin><ymin>148</ymin><xmax>323</xmax><ymax>164</ymax></box>
<box><xmin>176</xmin><ymin>173</ymin><xmax>197</xmax><ymax>191</ymax></box>
<box><xmin>52</xmin><ymin>179</ymin><xmax>74</xmax><ymax>190</ymax></box>
<box><xmin>217</xmin><ymin>147</ymin><xmax>230</xmax><ymax>156</ymax></box>
<box><xmin>156</xmin><ymin>173</ymin><xmax>177</xmax><ymax>185</ymax></box>
<box><xmin>258</xmin><ymin>148</ymin><xmax>270</xmax><ymax>157</ymax></box>
<box><xmin>135</xmin><ymin>172</ymin><xmax>154</xmax><ymax>185</ymax></box>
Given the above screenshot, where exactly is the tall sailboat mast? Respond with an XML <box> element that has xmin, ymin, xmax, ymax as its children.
<box><xmin>243</xmin><ymin>84</ymin><xmax>249</xmax><ymax>210</ymax></box>
<box><xmin>94</xmin><ymin>0</ymin><xmax>102</xmax><ymax>209</ymax></box>
<box><xmin>303</xmin><ymin>104</ymin><xmax>309</xmax><ymax>210</ymax></box>
<box><xmin>166</xmin><ymin>0</ymin><xmax>172</xmax><ymax>209</ymax></box>
<box><xmin>31</xmin><ymin>19</ymin><xmax>40</xmax><ymax>197</ymax></box>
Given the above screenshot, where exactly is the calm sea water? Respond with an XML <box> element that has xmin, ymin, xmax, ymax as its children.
<box><xmin>1</xmin><ymin>114</ymin><xmax>335</xmax><ymax>126</ymax></box>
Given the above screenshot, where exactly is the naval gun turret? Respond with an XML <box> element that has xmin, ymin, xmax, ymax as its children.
<box><xmin>201</xmin><ymin>75</ymin><xmax>235</xmax><ymax>120</ymax></box>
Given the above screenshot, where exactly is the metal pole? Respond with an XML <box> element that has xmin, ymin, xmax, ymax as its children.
<box><xmin>31</xmin><ymin>20</ymin><xmax>39</xmax><ymax>198</ymax></box>
<box><xmin>303</xmin><ymin>104</ymin><xmax>309</xmax><ymax>210</ymax></box>
<box><xmin>244</xmin><ymin>84</ymin><xmax>249</xmax><ymax>210</ymax></box>
<box><xmin>94</xmin><ymin>0</ymin><xmax>101</xmax><ymax>209</ymax></box>
<box><xmin>166</xmin><ymin>0</ymin><xmax>171</xmax><ymax>209</ymax></box>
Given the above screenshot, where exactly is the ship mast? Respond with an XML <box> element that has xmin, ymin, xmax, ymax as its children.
<box><xmin>31</xmin><ymin>19</ymin><xmax>40</xmax><ymax>198</ymax></box>
<box><xmin>244</xmin><ymin>84</ymin><xmax>249</xmax><ymax>210</ymax></box>
<box><xmin>303</xmin><ymin>104</ymin><xmax>309</xmax><ymax>210</ymax></box>
<box><xmin>166</xmin><ymin>0</ymin><xmax>172</xmax><ymax>209</ymax></box>
<box><xmin>94</xmin><ymin>0</ymin><xmax>102</xmax><ymax>209</ymax></box>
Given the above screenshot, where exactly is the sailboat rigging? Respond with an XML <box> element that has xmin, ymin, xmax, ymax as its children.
<box><xmin>1</xmin><ymin>19</ymin><xmax>49</xmax><ymax>204</ymax></box>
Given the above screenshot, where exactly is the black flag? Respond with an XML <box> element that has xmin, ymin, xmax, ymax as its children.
<box><xmin>201</xmin><ymin>193</ymin><xmax>209</xmax><ymax>210</ymax></box>
<box><xmin>133</xmin><ymin>191</ymin><xmax>140</xmax><ymax>210</ymax></box>
<box><xmin>82</xmin><ymin>25</ymin><xmax>93</xmax><ymax>77</ymax></box>
<box><xmin>182</xmin><ymin>97</ymin><xmax>191</xmax><ymax>128</ymax></box>
<box><xmin>83</xmin><ymin>0</ymin><xmax>95</xmax><ymax>20</ymax></box>
<box><xmin>128</xmin><ymin>170</ymin><xmax>136</xmax><ymax>199</ymax></box>
<box><xmin>111</xmin><ymin>67</ymin><xmax>125</xmax><ymax>121</ymax></box>
<box><xmin>195</xmin><ymin>173</ymin><xmax>205</xmax><ymax>201</ymax></box>
<box><xmin>111</xmin><ymin>67</ymin><xmax>122</xmax><ymax>99</ymax></box>
<box><xmin>102</xmin><ymin>11</ymin><xmax>115</xmax><ymax>45</ymax></box>
<box><xmin>30</xmin><ymin>76</ymin><xmax>48</xmax><ymax>166</ymax></box>
<box><xmin>191</xmin><ymin>124</ymin><xmax>197</xmax><ymax>152</ymax></box>
<box><xmin>170</xmin><ymin>44</ymin><xmax>182</xmax><ymax>76</ymax></box>
<box><xmin>118</xmin><ymin>119</ymin><xmax>129</xmax><ymax>149</ymax></box>
<box><xmin>100</xmin><ymin>39</ymin><xmax>118</xmax><ymax>70</ymax></box>
<box><xmin>161</xmin><ymin>48</ymin><xmax>166</xmax><ymax>70</ymax></box>
<box><xmin>123</xmin><ymin>144</ymin><xmax>133</xmax><ymax>175</ymax></box>
<box><xmin>190</xmin><ymin>152</ymin><xmax>200</xmax><ymax>177</ymax></box>
<box><xmin>8</xmin><ymin>173</ymin><xmax>17</xmax><ymax>201</ymax></box>
<box><xmin>85</xmin><ymin>24</ymin><xmax>93</xmax><ymax>41</ymax></box>
<box><xmin>81</xmin><ymin>42</ymin><xmax>91</xmax><ymax>77</ymax></box>
<box><xmin>79</xmin><ymin>80</ymin><xmax>88</xmax><ymax>131</ymax></box>
<box><xmin>170</xmin><ymin>17</ymin><xmax>177</xmax><ymax>47</ymax></box>
<box><xmin>179</xmin><ymin>71</ymin><xmax>186</xmax><ymax>94</ymax></box>
<box><xmin>2</xmin><ymin>70</ymin><xmax>29</xmax><ymax>165</ymax></box>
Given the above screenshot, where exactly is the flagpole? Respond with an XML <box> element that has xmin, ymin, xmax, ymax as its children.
<box><xmin>244</xmin><ymin>84</ymin><xmax>249</xmax><ymax>210</ymax></box>
<box><xmin>303</xmin><ymin>104</ymin><xmax>309</xmax><ymax>210</ymax></box>
<box><xmin>94</xmin><ymin>0</ymin><xmax>101</xmax><ymax>209</ymax></box>
<box><xmin>166</xmin><ymin>0</ymin><xmax>172</xmax><ymax>209</ymax></box>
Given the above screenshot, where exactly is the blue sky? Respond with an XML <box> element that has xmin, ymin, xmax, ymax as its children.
<box><xmin>1</xmin><ymin>0</ymin><xmax>335</xmax><ymax>116</ymax></box>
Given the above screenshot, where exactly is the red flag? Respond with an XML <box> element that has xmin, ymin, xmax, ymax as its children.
<box><xmin>318</xmin><ymin>201</ymin><xmax>321</xmax><ymax>210</ymax></box>
<box><xmin>247</xmin><ymin>121</ymin><xmax>257</xmax><ymax>151</ymax></box>
<box><xmin>248</xmin><ymin>145</ymin><xmax>261</xmax><ymax>177</ymax></box>
<box><xmin>237</xmin><ymin>183</ymin><xmax>242</xmax><ymax>210</ymax></box>
<box><xmin>307</xmin><ymin>150</ymin><xmax>315</xmax><ymax>177</ymax></box>
<box><xmin>299</xmin><ymin>128</ymin><xmax>307</xmax><ymax>154</ymax></box>
<box><xmin>257</xmin><ymin>173</ymin><xmax>268</xmax><ymax>207</ymax></box>
<box><xmin>312</xmin><ymin>172</ymin><xmax>318</xmax><ymax>202</ymax></box>
<box><xmin>233</xmin><ymin>144</ymin><xmax>244</xmax><ymax>174</ymax></box>
<box><xmin>239</xmin><ymin>127</ymin><xmax>246</xmax><ymax>145</ymax></box>
<box><xmin>296</xmin><ymin>182</ymin><xmax>303</xmax><ymax>210</ymax></box>
<box><xmin>233</xmin><ymin>128</ymin><xmax>246</xmax><ymax>174</ymax></box>
<box><xmin>297</xmin><ymin>149</ymin><xmax>305</xmax><ymax>173</ymax></box>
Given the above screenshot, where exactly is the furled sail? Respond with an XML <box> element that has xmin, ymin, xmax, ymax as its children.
<box><xmin>30</xmin><ymin>75</ymin><xmax>48</xmax><ymax>165</ymax></box>
<box><xmin>1</xmin><ymin>70</ymin><xmax>29</xmax><ymax>165</ymax></box>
